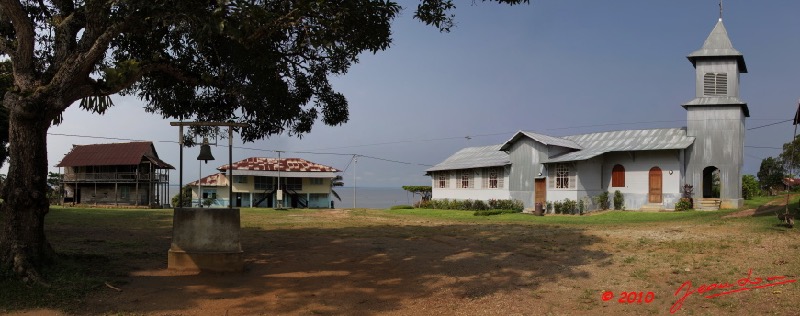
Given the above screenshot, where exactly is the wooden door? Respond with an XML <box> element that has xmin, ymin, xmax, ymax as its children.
<box><xmin>648</xmin><ymin>167</ymin><xmax>662</xmax><ymax>203</ymax></box>
<box><xmin>535</xmin><ymin>178</ymin><xmax>546</xmax><ymax>204</ymax></box>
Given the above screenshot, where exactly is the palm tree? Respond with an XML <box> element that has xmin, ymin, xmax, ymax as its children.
<box><xmin>331</xmin><ymin>175</ymin><xmax>344</xmax><ymax>202</ymax></box>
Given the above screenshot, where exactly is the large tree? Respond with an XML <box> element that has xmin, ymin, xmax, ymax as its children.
<box><xmin>757</xmin><ymin>156</ymin><xmax>784</xmax><ymax>192</ymax></box>
<box><xmin>779</xmin><ymin>135</ymin><xmax>800</xmax><ymax>176</ymax></box>
<box><xmin>0</xmin><ymin>0</ymin><xmax>527</xmax><ymax>281</ymax></box>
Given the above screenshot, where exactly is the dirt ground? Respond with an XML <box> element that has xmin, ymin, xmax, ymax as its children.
<box><xmin>9</xmin><ymin>206</ymin><xmax>800</xmax><ymax>316</ymax></box>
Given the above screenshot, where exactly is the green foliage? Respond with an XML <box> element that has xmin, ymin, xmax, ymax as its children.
<box><xmin>593</xmin><ymin>192</ymin><xmax>610</xmax><ymax>210</ymax></box>
<box><xmin>757</xmin><ymin>157</ymin><xmax>784</xmax><ymax>192</ymax></box>
<box><xmin>473</xmin><ymin>209</ymin><xmax>519</xmax><ymax>216</ymax></box>
<box><xmin>390</xmin><ymin>205</ymin><xmax>414</xmax><ymax>210</ymax></box>
<box><xmin>779</xmin><ymin>135</ymin><xmax>800</xmax><ymax>174</ymax></box>
<box><xmin>742</xmin><ymin>175</ymin><xmax>761</xmax><ymax>200</ymax></box>
<box><xmin>171</xmin><ymin>186</ymin><xmax>193</xmax><ymax>207</ymax></box>
<box><xmin>403</xmin><ymin>185</ymin><xmax>432</xmax><ymax>202</ymax></box>
<box><xmin>553</xmin><ymin>199</ymin><xmax>579</xmax><ymax>214</ymax></box>
<box><xmin>46</xmin><ymin>172</ymin><xmax>63</xmax><ymax>203</ymax></box>
<box><xmin>674</xmin><ymin>198</ymin><xmax>692</xmax><ymax>211</ymax></box>
<box><xmin>418</xmin><ymin>198</ymin><xmax>523</xmax><ymax>212</ymax></box>
<box><xmin>613</xmin><ymin>190</ymin><xmax>624</xmax><ymax>210</ymax></box>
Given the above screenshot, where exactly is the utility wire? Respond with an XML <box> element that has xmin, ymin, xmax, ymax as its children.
<box><xmin>747</xmin><ymin>119</ymin><xmax>792</xmax><ymax>131</ymax></box>
<box><xmin>48</xmin><ymin>132</ymin><xmax>433</xmax><ymax>168</ymax></box>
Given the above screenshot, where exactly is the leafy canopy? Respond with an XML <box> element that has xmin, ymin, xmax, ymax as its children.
<box><xmin>1</xmin><ymin>0</ymin><xmax>528</xmax><ymax>141</ymax></box>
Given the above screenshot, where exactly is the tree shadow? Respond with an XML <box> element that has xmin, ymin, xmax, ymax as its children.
<box><xmin>56</xmin><ymin>220</ymin><xmax>610</xmax><ymax>315</ymax></box>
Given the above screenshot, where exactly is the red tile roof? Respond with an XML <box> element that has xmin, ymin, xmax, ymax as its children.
<box><xmin>56</xmin><ymin>142</ymin><xmax>175</xmax><ymax>169</ymax></box>
<box><xmin>218</xmin><ymin>157</ymin><xmax>339</xmax><ymax>173</ymax></box>
<box><xmin>188</xmin><ymin>173</ymin><xmax>227</xmax><ymax>186</ymax></box>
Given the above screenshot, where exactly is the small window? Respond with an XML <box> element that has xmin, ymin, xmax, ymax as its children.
<box><xmin>234</xmin><ymin>175</ymin><xmax>248</xmax><ymax>183</ymax></box>
<box><xmin>202</xmin><ymin>189</ymin><xmax>217</xmax><ymax>199</ymax></box>
<box><xmin>611</xmin><ymin>164</ymin><xmax>625</xmax><ymax>187</ymax></box>
<box><xmin>556</xmin><ymin>164</ymin><xmax>569</xmax><ymax>189</ymax></box>
<box><xmin>461</xmin><ymin>170</ymin><xmax>473</xmax><ymax>189</ymax></box>
<box><xmin>483</xmin><ymin>167</ymin><xmax>503</xmax><ymax>189</ymax></box>
<box><xmin>254</xmin><ymin>176</ymin><xmax>275</xmax><ymax>190</ymax></box>
<box><xmin>703</xmin><ymin>72</ymin><xmax>727</xmax><ymax>96</ymax></box>
<box><xmin>310</xmin><ymin>178</ymin><xmax>324</xmax><ymax>185</ymax></box>
<box><xmin>438</xmin><ymin>172</ymin><xmax>448</xmax><ymax>188</ymax></box>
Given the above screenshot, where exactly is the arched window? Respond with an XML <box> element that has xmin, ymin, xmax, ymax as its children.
<box><xmin>611</xmin><ymin>164</ymin><xmax>625</xmax><ymax>187</ymax></box>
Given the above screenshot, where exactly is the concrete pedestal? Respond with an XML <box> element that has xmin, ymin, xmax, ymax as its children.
<box><xmin>720</xmin><ymin>198</ymin><xmax>744</xmax><ymax>210</ymax></box>
<box><xmin>167</xmin><ymin>207</ymin><xmax>244</xmax><ymax>272</ymax></box>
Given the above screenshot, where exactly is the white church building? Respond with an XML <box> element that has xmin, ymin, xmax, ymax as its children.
<box><xmin>426</xmin><ymin>18</ymin><xmax>748</xmax><ymax>211</ymax></box>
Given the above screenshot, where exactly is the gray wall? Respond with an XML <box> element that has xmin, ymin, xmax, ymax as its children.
<box><xmin>694</xmin><ymin>60</ymin><xmax>741</xmax><ymax>97</ymax></box>
<box><xmin>507</xmin><ymin>138</ymin><xmax>552</xmax><ymax>208</ymax></box>
<box><xmin>685</xmin><ymin>106</ymin><xmax>745</xmax><ymax>206</ymax></box>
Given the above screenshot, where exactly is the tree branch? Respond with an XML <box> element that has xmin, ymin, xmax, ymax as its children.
<box><xmin>0</xmin><ymin>0</ymin><xmax>36</xmax><ymax>88</ymax></box>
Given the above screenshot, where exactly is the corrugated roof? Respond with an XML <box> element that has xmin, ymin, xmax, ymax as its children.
<box><xmin>426</xmin><ymin>144</ymin><xmax>509</xmax><ymax>172</ymax></box>
<box><xmin>687</xmin><ymin>19</ymin><xmax>747</xmax><ymax>73</ymax></box>
<box><xmin>499</xmin><ymin>131</ymin><xmax>582</xmax><ymax>151</ymax></box>
<box><xmin>56</xmin><ymin>142</ymin><xmax>174</xmax><ymax>169</ymax></box>
<box><xmin>681</xmin><ymin>96</ymin><xmax>749</xmax><ymax>117</ymax></box>
<box><xmin>217</xmin><ymin>157</ymin><xmax>339</xmax><ymax>173</ymax></box>
<box><xmin>547</xmin><ymin>128</ymin><xmax>694</xmax><ymax>163</ymax></box>
<box><xmin>188</xmin><ymin>173</ymin><xmax>227</xmax><ymax>186</ymax></box>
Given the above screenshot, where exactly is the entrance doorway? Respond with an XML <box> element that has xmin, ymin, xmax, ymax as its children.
<box><xmin>703</xmin><ymin>166</ymin><xmax>720</xmax><ymax>198</ymax></box>
<box><xmin>648</xmin><ymin>167</ymin><xmax>662</xmax><ymax>203</ymax></box>
<box><xmin>535</xmin><ymin>178</ymin><xmax>546</xmax><ymax>205</ymax></box>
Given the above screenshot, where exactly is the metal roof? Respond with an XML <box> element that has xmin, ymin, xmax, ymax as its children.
<box><xmin>687</xmin><ymin>19</ymin><xmax>747</xmax><ymax>73</ymax></box>
<box><xmin>548</xmin><ymin>128</ymin><xmax>694</xmax><ymax>163</ymax></box>
<box><xmin>188</xmin><ymin>173</ymin><xmax>227</xmax><ymax>186</ymax></box>
<box><xmin>499</xmin><ymin>130</ymin><xmax>582</xmax><ymax>151</ymax></box>
<box><xmin>56</xmin><ymin>142</ymin><xmax>174</xmax><ymax>169</ymax></box>
<box><xmin>426</xmin><ymin>144</ymin><xmax>509</xmax><ymax>172</ymax></box>
<box><xmin>217</xmin><ymin>157</ymin><xmax>339</xmax><ymax>173</ymax></box>
<box><xmin>681</xmin><ymin>96</ymin><xmax>749</xmax><ymax>117</ymax></box>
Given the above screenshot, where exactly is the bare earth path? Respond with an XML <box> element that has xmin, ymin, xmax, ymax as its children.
<box><xmin>9</xmin><ymin>207</ymin><xmax>800</xmax><ymax>315</ymax></box>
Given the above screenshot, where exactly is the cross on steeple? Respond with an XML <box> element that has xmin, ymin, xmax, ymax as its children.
<box><xmin>719</xmin><ymin>0</ymin><xmax>723</xmax><ymax>20</ymax></box>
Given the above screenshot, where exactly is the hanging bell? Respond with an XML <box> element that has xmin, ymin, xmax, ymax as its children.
<box><xmin>197</xmin><ymin>137</ymin><xmax>215</xmax><ymax>164</ymax></box>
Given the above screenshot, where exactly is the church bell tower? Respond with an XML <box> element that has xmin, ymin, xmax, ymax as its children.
<box><xmin>683</xmin><ymin>18</ymin><xmax>748</xmax><ymax>209</ymax></box>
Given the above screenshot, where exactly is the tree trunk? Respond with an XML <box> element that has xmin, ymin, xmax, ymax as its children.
<box><xmin>0</xmin><ymin>102</ymin><xmax>55</xmax><ymax>282</ymax></box>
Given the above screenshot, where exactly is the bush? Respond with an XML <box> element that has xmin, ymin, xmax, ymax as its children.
<box><xmin>473</xmin><ymin>209</ymin><xmax>519</xmax><ymax>216</ymax></box>
<box><xmin>390</xmin><ymin>205</ymin><xmax>414</xmax><ymax>210</ymax></box>
<box><xmin>742</xmin><ymin>174</ymin><xmax>760</xmax><ymax>200</ymax></box>
<box><xmin>593</xmin><ymin>192</ymin><xmax>610</xmax><ymax>210</ymax></box>
<box><xmin>613</xmin><ymin>190</ymin><xmax>624</xmax><ymax>210</ymax></box>
<box><xmin>418</xmin><ymin>198</ymin><xmax>524</xmax><ymax>212</ymax></box>
<box><xmin>563</xmin><ymin>199</ymin><xmax>578</xmax><ymax>214</ymax></box>
<box><xmin>675</xmin><ymin>198</ymin><xmax>692</xmax><ymax>211</ymax></box>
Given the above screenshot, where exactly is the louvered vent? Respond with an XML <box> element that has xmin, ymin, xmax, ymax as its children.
<box><xmin>703</xmin><ymin>73</ymin><xmax>728</xmax><ymax>96</ymax></box>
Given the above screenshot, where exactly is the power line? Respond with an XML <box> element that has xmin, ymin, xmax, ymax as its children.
<box><xmin>47</xmin><ymin>132</ymin><xmax>433</xmax><ymax>168</ymax></box>
<box><xmin>747</xmin><ymin>119</ymin><xmax>792</xmax><ymax>131</ymax></box>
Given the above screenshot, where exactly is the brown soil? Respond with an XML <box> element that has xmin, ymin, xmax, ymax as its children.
<box><xmin>9</xmin><ymin>206</ymin><xmax>800</xmax><ymax>316</ymax></box>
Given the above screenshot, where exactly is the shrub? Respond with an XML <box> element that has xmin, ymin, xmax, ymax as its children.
<box><xmin>545</xmin><ymin>201</ymin><xmax>553</xmax><ymax>213</ymax></box>
<box><xmin>473</xmin><ymin>209</ymin><xmax>519</xmax><ymax>216</ymax></box>
<box><xmin>613</xmin><ymin>190</ymin><xmax>624</xmax><ymax>210</ymax></box>
<box><xmin>578</xmin><ymin>199</ymin><xmax>585</xmax><ymax>214</ymax></box>
<box><xmin>472</xmin><ymin>200</ymin><xmax>488</xmax><ymax>210</ymax></box>
<box><xmin>674</xmin><ymin>198</ymin><xmax>692</xmax><ymax>211</ymax></box>
<box><xmin>562</xmin><ymin>199</ymin><xmax>578</xmax><ymax>214</ymax></box>
<box><xmin>390</xmin><ymin>205</ymin><xmax>414</xmax><ymax>210</ymax></box>
<box><xmin>418</xmin><ymin>198</ymin><xmax>523</xmax><ymax>212</ymax></box>
<box><xmin>593</xmin><ymin>192</ymin><xmax>610</xmax><ymax>210</ymax></box>
<box><xmin>553</xmin><ymin>200</ymin><xmax>563</xmax><ymax>214</ymax></box>
<box><xmin>742</xmin><ymin>175</ymin><xmax>760</xmax><ymax>200</ymax></box>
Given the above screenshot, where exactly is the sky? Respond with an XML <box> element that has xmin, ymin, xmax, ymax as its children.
<box><xmin>42</xmin><ymin>0</ymin><xmax>800</xmax><ymax>191</ymax></box>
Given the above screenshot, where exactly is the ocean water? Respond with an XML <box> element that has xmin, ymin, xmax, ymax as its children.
<box><xmin>332</xmin><ymin>187</ymin><xmax>419</xmax><ymax>209</ymax></box>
